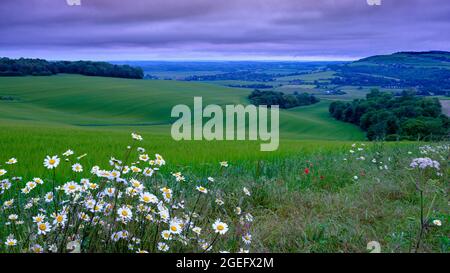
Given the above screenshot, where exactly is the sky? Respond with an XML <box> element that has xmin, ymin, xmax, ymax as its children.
<box><xmin>0</xmin><ymin>0</ymin><xmax>449</xmax><ymax>61</ymax></box>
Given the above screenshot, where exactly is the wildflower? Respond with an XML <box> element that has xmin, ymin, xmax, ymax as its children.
<box><xmin>8</xmin><ymin>214</ymin><xmax>18</xmax><ymax>221</ymax></box>
<box><xmin>140</xmin><ymin>192</ymin><xmax>158</xmax><ymax>204</ymax></box>
<box><xmin>33</xmin><ymin>214</ymin><xmax>46</xmax><ymax>223</ymax></box>
<box><xmin>117</xmin><ymin>206</ymin><xmax>133</xmax><ymax>222</ymax></box>
<box><xmin>353</xmin><ymin>176</ymin><xmax>358</xmax><ymax>180</ymax></box>
<box><xmin>161</xmin><ymin>230</ymin><xmax>172</xmax><ymax>240</ymax></box>
<box><xmin>43</xmin><ymin>155</ymin><xmax>60</xmax><ymax>169</ymax></box>
<box><xmin>52</xmin><ymin>213</ymin><xmax>67</xmax><ymax>227</ymax></box>
<box><xmin>155</xmin><ymin>154</ymin><xmax>165</xmax><ymax>166</ymax></box>
<box><xmin>242</xmin><ymin>233</ymin><xmax>252</xmax><ymax>245</ymax></box>
<box><xmin>71</xmin><ymin>163</ymin><xmax>83</xmax><ymax>172</ymax></box>
<box><xmin>37</xmin><ymin>222</ymin><xmax>52</xmax><ymax>235</ymax></box>
<box><xmin>62</xmin><ymin>149</ymin><xmax>74</xmax><ymax>157</ymax></box>
<box><xmin>4</xmin><ymin>199</ymin><xmax>14</xmax><ymax>208</ymax></box>
<box><xmin>169</xmin><ymin>219</ymin><xmax>183</xmax><ymax>234</ymax></box>
<box><xmin>207</xmin><ymin>177</ymin><xmax>214</xmax><ymax>182</ymax></box>
<box><xmin>243</xmin><ymin>187</ymin><xmax>251</xmax><ymax>196</ymax></box>
<box><xmin>143</xmin><ymin>167</ymin><xmax>154</xmax><ymax>177</ymax></box>
<box><xmin>44</xmin><ymin>192</ymin><xmax>54</xmax><ymax>202</ymax></box>
<box><xmin>157</xmin><ymin>242</ymin><xmax>169</xmax><ymax>252</ymax></box>
<box><xmin>212</xmin><ymin>219</ymin><xmax>229</xmax><ymax>235</ymax></box>
<box><xmin>132</xmin><ymin>132</ymin><xmax>143</xmax><ymax>141</ymax></box>
<box><xmin>304</xmin><ymin>168</ymin><xmax>310</xmax><ymax>174</ymax></box>
<box><xmin>196</xmin><ymin>186</ymin><xmax>208</xmax><ymax>194</ymax></box>
<box><xmin>215</xmin><ymin>198</ymin><xmax>224</xmax><ymax>206</ymax></box>
<box><xmin>6</xmin><ymin>158</ymin><xmax>17</xmax><ymax>165</ymax></box>
<box><xmin>433</xmin><ymin>219</ymin><xmax>442</xmax><ymax>226</ymax></box>
<box><xmin>235</xmin><ymin>207</ymin><xmax>242</xmax><ymax>215</ymax></box>
<box><xmin>33</xmin><ymin>177</ymin><xmax>44</xmax><ymax>184</ymax></box>
<box><xmin>30</xmin><ymin>244</ymin><xmax>44</xmax><ymax>253</ymax></box>
<box><xmin>5</xmin><ymin>235</ymin><xmax>17</xmax><ymax>247</ymax></box>
<box><xmin>220</xmin><ymin>161</ymin><xmax>228</xmax><ymax>167</ymax></box>
<box><xmin>0</xmin><ymin>169</ymin><xmax>7</xmax><ymax>176</ymax></box>
<box><xmin>192</xmin><ymin>227</ymin><xmax>202</xmax><ymax>235</ymax></box>
<box><xmin>410</xmin><ymin>158</ymin><xmax>440</xmax><ymax>170</ymax></box>
<box><xmin>63</xmin><ymin>181</ymin><xmax>80</xmax><ymax>195</ymax></box>
<box><xmin>139</xmin><ymin>154</ymin><xmax>149</xmax><ymax>162</ymax></box>
<box><xmin>137</xmin><ymin>147</ymin><xmax>145</xmax><ymax>153</ymax></box>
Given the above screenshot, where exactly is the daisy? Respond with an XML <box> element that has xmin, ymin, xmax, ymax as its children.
<box><xmin>140</xmin><ymin>192</ymin><xmax>158</xmax><ymax>204</ymax></box>
<box><xmin>161</xmin><ymin>230</ymin><xmax>172</xmax><ymax>240</ymax></box>
<box><xmin>132</xmin><ymin>132</ymin><xmax>143</xmax><ymax>141</ymax></box>
<box><xmin>30</xmin><ymin>244</ymin><xmax>44</xmax><ymax>253</ymax></box>
<box><xmin>6</xmin><ymin>158</ymin><xmax>17</xmax><ymax>165</ymax></box>
<box><xmin>3</xmin><ymin>199</ymin><xmax>14</xmax><ymax>208</ymax></box>
<box><xmin>5</xmin><ymin>236</ymin><xmax>17</xmax><ymax>247</ymax></box>
<box><xmin>63</xmin><ymin>181</ymin><xmax>80</xmax><ymax>195</ymax></box>
<box><xmin>220</xmin><ymin>161</ymin><xmax>228</xmax><ymax>167</ymax></box>
<box><xmin>44</xmin><ymin>192</ymin><xmax>54</xmax><ymax>202</ymax></box>
<box><xmin>33</xmin><ymin>214</ymin><xmax>46</xmax><ymax>223</ymax></box>
<box><xmin>169</xmin><ymin>219</ymin><xmax>182</xmax><ymax>234</ymax></box>
<box><xmin>192</xmin><ymin>227</ymin><xmax>202</xmax><ymax>235</ymax></box>
<box><xmin>0</xmin><ymin>169</ymin><xmax>7</xmax><ymax>176</ymax></box>
<box><xmin>243</xmin><ymin>187</ymin><xmax>251</xmax><ymax>196</ymax></box>
<box><xmin>37</xmin><ymin>221</ymin><xmax>52</xmax><ymax>235</ymax></box>
<box><xmin>139</xmin><ymin>154</ymin><xmax>149</xmax><ymax>162</ymax></box>
<box><xmin>71</xmin><ymin>163</ymin><xmax>83</xmax><ymax>172</ymax></box>
<box><xmin>43</xmin><ymin>155</ymin><xmax>60</xmax><ymax>169</ymax></box>
<box><xmin>143</xmin><ymin>167</ymin><xmax>154</xmax><ymax>177</ymax></box>
<box><xmin>33</xmin><ymin>177</ymin><xmax>44</xmax><ymax>184</ymax></box>
<box><xmin>155</xmin><ymin>154</ymin><xmax>165</xmax><ymax>166</ymax></box>
<box><xmin>433</xmin><ymin>219</ymin><xmax>442</xmax><ymax>226</ymax></box>
<box><xmin>117</xmin><ymin>206</ymin><xmax>133</xmax><ymax>222</ymax></box>
<box><xmin>242</xmin><ymin>233</ymin><xmax>252</xmax><ymax>245</ymax></box>
<box><xmin>8</xmin><ymin>214</ymin><xmax>18</xmax><ymax>221</ymax></box>
<box><xmin>52</xmin><ymin>213</ymin><xmax>67</xmax><ymax>227</ymax></box>
<box><xmin>212</xmin><ymin>219</ymin><xmax>229</xmax><ymax>235</ymax></box>
<box><xmin>157</xmin><ymin>242</ymin><xmax>169</xmax><ymax>252</ymax></box>
<box><xmin>207</xmin><ymin>177</ymin><xmax>214</xmax><ymax>182</ymax></box>
<box><xmin>196</xmin><ymin>186</ymin><xmax>208</xmax><ymax>194</ymax></box>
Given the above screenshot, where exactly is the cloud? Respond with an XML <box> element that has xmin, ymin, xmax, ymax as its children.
<box><xmin>0</xmin><ymin>0</ymin><xmax>449</xmax><ymax>60</ymax></box>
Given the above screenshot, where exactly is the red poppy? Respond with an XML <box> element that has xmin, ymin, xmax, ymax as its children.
<box><xmin>304</xmin><ymin>168</ymin><xmax>310</xmax><ymax>174</ymax></box>
<box><xmin>320</xmin><ymin>175</ymin><xmax>324</xmax><ymax>180</ymax></box>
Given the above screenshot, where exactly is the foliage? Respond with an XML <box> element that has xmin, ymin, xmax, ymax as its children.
<box><xmin>0</xmin><ymin>57</ymin><xmax>144</xmax><ymax>79</ymax></box>
<box><xmin>329</xmin><ymin>89</ymin><xmax>449</xmax><ymax>140</ymax></box>
<box><xmin>249</xmin><ymin>89</ymin><xmax>319</xmax><ymax>109</ymax></box>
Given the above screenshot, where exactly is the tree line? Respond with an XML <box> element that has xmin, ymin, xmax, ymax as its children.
<box><xmin>0</xmin><ymin>57</ymin><xmax>144</xmax><ymax>79</ymax></box>
<box><xmin>249</xmin><ymin>89</ymin><xmax>319</xmax><ymax>109</ymax></box>
<box><xmin>329</xmin><ymin>89</ymin><xmax>449</xmax><ymax>140</ymax></box>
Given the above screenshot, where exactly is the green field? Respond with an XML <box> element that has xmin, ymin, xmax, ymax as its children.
<box><xmin>0</xmin><ymin>74</ymin><xmax>447</xmax><ymax>253</ymax></box>
<box><xmin>0</xmin><ymin>74</ymin><xmax>364</xmax><ymax>176</ymax></box>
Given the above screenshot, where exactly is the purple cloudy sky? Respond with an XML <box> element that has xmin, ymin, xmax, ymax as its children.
<box><xmin>0</xmin><ymin>0</ymin><xmax>449</xmax><ymax>61</ymax></box>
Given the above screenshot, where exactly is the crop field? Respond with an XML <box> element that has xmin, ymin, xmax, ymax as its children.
<box><xmin>0</xmin><ymin>75</ymin><xmax>447</xmax><ymax>253</ymax></box>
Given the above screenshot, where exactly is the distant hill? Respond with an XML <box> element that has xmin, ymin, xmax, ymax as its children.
<box><xmin>329</xmin><ymin>51</ymin><xmax>450</xmax><ymax>96</ymax></box>
<box><xmin>354</xmin><ymin>51</ymin><xmax>450</xmax><ymax>68</ymax></box>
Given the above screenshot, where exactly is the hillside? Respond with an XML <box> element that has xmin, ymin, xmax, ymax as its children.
<box><xmin>329</xmin><ymin>51</ymin><xmax>450</xmax><ymax>96</ymax></box>
<box><xmin>0</xmin><ymin>74</ymin><xmax>363</xmax><ymax>141</ymax></box>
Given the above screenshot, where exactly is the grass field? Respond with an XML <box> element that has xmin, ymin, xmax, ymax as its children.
<box><xmin>0</xmin><ymin>74</ymin><xmax>364</xmax><ymax>176</ymax></box>
<box><xmin>0</xmin><ymin>75</ymin><xmax>447</xmax><ymax>253</ymax></box>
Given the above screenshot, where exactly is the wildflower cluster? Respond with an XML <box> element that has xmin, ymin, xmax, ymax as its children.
<box><xmin>0</xmin><ymin>133</ymin><xmax>254</xmax><ymax>253</ymax></box>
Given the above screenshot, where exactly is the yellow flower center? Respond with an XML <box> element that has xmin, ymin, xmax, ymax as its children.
<box><xmin>38</xmin><ymin>223</ymin><xmax>47</xmax><ymax>231</ymax></box>
<box><xmin>121</xmin><ymin>210</ymin><xmax>128</xmax><ymax>217</ymax></box>
<box><xmin>217</xmin><ymin>225</ymin><xmax>224</xmax><ymax>231</ymax></box>
<box><xmin>49</xmin><ymin>159</ymin><xmax>55</xmax><ymax>164</ymax></box>
<box><xmin>170</xmin><ymin>225</ymin><xmax>178</xmax><ymax>232</ymax></box>
<box><xmin>56</xmin><ymin>215</ymin><xmax>63</xmax><ymax>222</ymax></box>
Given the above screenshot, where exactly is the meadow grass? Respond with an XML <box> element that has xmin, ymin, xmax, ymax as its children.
<box><xmin>0</xmin><ymin>75</ymin><xmax>447</xmax><ymax>253</ymax></box>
